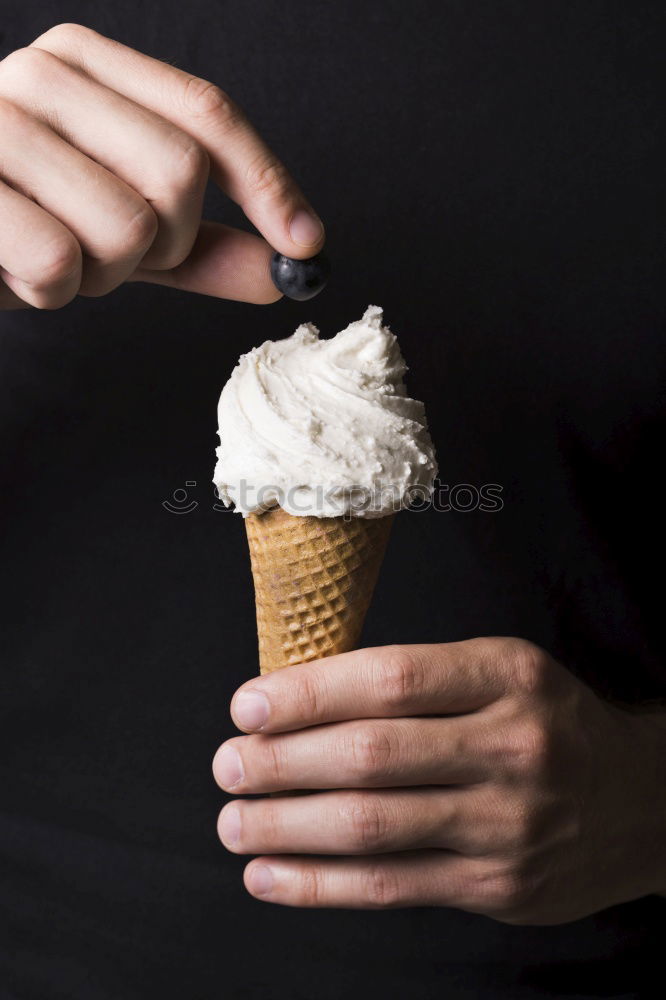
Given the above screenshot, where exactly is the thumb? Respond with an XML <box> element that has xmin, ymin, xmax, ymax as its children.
<box><xmin>128</xmin><ymin>221</ymin><xmax>281</xmax><ymax>304</ymax></box>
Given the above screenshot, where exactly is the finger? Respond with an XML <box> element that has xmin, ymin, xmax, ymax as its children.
<box><xmin>213</xmin><ymin>716</ymin><xmax>488</xmax><ymax>793</ymax></box>
<box><xmin>0</xmin><ymin>48</ymin><xmax>204</xmax><ymax>272</ymax></box>
<box><xmin>243</xmin><ymin>851</ymin><xmax>472</xmax><ymax>909</ymax></box>
<box><xmin>0</xmin><ymin>176</ymin><xmax>81</xmax><ymax>309</ymax></box>
<box><xmin>231</xmin><ymin>639</ymin><xmax>514</xmax><ymax>735</ymax></box>
<box><xmin>31</xmin><ymin>23</ymin><xmax>325</xmax><ymax>258</ymax></box>
<box><xmin>218</xmin><ymin>787</ymin><xmax>472</xmax><ymax>856</ymax></box>
<box><xmin>129</xmin><ymin>221</ymin><xmax>281</xmax><ymax>304</ymax></box>
<box><xmin>0</xmin><ymin>98</ymin><xmax>156</xmax><ymax>297</ymax></box>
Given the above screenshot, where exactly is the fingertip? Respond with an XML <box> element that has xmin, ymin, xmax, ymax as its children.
<box><xmin>211</xmin><ymin>744</ymin><xmax>225</xmax><ymax>788</ymax></box>
<box><xmin>217</xmin><ymin>803</ymin><xmax>242</xmax><ymax>850</ymax></box>
<box><xmin>231</xmin><ymin>689</ymin><xmax>271</xmax><ymax>732</ymax></box>
<box><xmin>253</xmin><ymin>275</ymin><xmax>283</xmax><ymax>305</ymax></box>
<box><xmin>244</xmin><ymin>859</ymin><xmax>276</xmax><ymax>899</ymax></box>
<box><xmin>286</xmin><ymin>208</ymin><xmax>325</xmax><ymax>258</ymax></box>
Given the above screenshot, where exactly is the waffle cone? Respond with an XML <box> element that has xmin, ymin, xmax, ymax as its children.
<box><xmin>245</xmin><ymin>508</ymin><xmax>394</xmax><ymax>674</ymax></box>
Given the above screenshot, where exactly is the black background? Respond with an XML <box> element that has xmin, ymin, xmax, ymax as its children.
<box><xmin>1</xmin><ymin>2</ymin><xmax>665</xmax><ymax>998</ymax></box>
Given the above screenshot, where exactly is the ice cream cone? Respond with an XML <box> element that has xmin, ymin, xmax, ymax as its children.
<box><xmin>245</xmin><ymin>508</ymin><xmax>394</xmax><ymax>674</ymax></box>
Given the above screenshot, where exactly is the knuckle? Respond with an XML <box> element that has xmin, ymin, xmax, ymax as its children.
<box><xmin>33</xmin><ymin>234</ymin><xmax>81</xmax><ymax>290</ymax></box>
<box><xmin>119</xmin><ymin>204</ymin><xmax>159</xmax><ymax>256</ymax></box>
<box><xmin>262</xmin><ymin>735</ymin><xmax>288</xmax><ymax>787</ymax></box>
<box><xmin>361</xmin><ymin>863</ymin><xmax>402</xmax><ymax>908</ymax></box>
<box><xmin>245</xmin><ymin>153</ymin><xmax>292</xmax><ymax>202</ymax></box>
<box><xmin>293</xmin><ymin>670</ymin><xmax>322</xmax><ymax>723</ymax></box>
<box><xmin>182</xmin><ymin>77</ymin><xmax>240</xmax><ymax>126</ymax></box>
<box><xmin>259</xmin><ymin>800</ymin><xmax>282</xmax><ymax>845</ymax></box>
<box><xmin>511</xmin><ymin>718</ymin><xmax>551</xmax><ymax>777</ymax></box>
<box><xmin>473</xmin><ymin>863</ymin><xmax>534</xmax><ymax>916</ymax></box>
<box><xmin>160</xmin><ymin>137</ymin><xmax>209</xmax><ymax>195</ymax></box>
<box><xmin>492</xmin><ymin>870</ymin><xmax>535</xmax><ymax>917</ymax></box>
<box><xmin>504</xmin><ymin>796</ymin><xmax>538</xmax><ymax>850</ymax></box>
<box><xmin>376</xmin><ymin>646</ymin><xmax>422</xmax><ymax>711</ymax></box>
<box><xmin>506</xmin><ymin>638</ymin><xmax>550</xmax><ymax>697</ymax></box>
<box><xmin>0</xmin><ymin>46</ymin><xmax>51</xmax><ymax>86</ymax></box>
<box><xmin>341</xmin><ymin>794</ymin><xmax>388</xmax><ymax>854</ymax></box>
<box><xmin>297</xmin><ymin>866</ymin><xmax>324</xmax><ymax>906</ymax></box>
<box><xmin>348</xmin><ymin>723</ymin><xmax>394</xmax><ymax>782</ymax></box>
<box><xmin>35</xmin><ymin>22</ymin><xmax>90</xmax><ymax>44</ymax></box>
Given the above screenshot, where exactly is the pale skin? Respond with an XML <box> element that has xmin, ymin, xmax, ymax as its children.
<box><xmin>213</xmin><ymin>639</ymin><xmax>666</xmax><ymax>922</ymax></box>
<box><xmin>0</xmin><ymin>23</ymin><xmax>324</xmax><ymax>310</ymax></box>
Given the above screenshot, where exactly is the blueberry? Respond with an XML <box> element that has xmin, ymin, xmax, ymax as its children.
<box><xmin>270</xmin><ymin>251</ymin><xmax>330</xmax><ymax>301</ymax></box>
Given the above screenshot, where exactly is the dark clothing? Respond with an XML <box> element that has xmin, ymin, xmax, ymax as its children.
<box><xmin>2</xmin><ymin>2</ymin><xmax>665</xmax><ymax>997</ymax></box>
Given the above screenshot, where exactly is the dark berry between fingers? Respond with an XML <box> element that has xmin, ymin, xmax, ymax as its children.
<box><xmin>270</xmin><ymin>251</ymin><xmax>330</xmax><ymax>301</ymax></box>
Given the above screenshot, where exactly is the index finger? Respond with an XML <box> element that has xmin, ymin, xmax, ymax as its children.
<box><xmin>230</xmin><ymin>639</ymin><xmax>513</xmax><ymax>735</ymax></box>
<box><xmin>31</xmin><ymin>23</ymin><xmax>325</xmax><ymax>259</ymax></box>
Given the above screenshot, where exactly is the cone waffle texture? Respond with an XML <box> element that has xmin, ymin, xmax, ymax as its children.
<box><xmin>245</xmin><ymin>508</ymin><xmax>394</xmax><ymax>674</ymax></box>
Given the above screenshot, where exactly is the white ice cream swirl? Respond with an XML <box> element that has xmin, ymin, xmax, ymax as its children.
<box><xmin>213</xmin><ymin>305</ymin><xmax>438</xmax><ymax>517</ymax></box>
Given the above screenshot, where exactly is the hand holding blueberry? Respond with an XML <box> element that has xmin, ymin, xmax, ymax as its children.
<box><xmin>0</xmin><ymin>23</ymin><xmax>325</xmax><ymax>309</ymax></box>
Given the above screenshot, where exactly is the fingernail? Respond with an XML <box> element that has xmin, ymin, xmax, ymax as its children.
<box><xmin>219</xmin><ymin>805</ymin><xmax>241</xmax><ymax>846</ymax></box>
<box><xmin>233</xmin><ymin>690</ymin><xmax>270</xmax><ymax>731</ymax></box>
<box><xmin>215</xmin><ymin>746</ymin><xmax>244</xmax><ymax>789</ymax></box>
<box><xmin>289</xmin><ymin>208</ymin><xmax>324</xmax><ymax>247</ymax></box>
<box><xmin>247</xmin><ymin>864</ymin><xmax>274</xmax><ymax>897</ymax></box>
